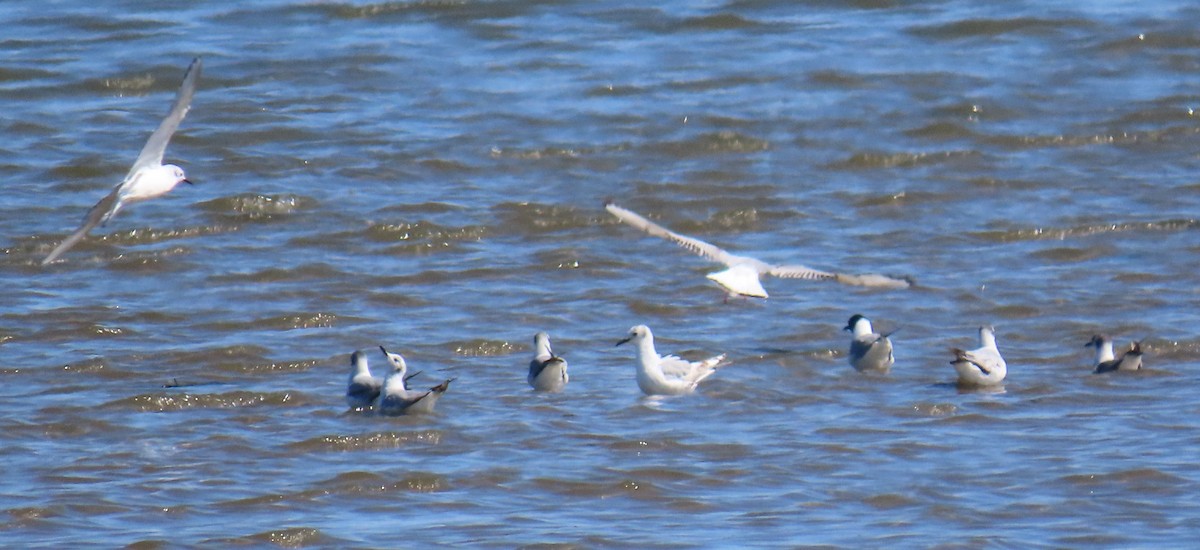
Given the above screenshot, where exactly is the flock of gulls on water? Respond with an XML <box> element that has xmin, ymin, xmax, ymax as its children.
<box><xmin>38</xmin><ymin>58</ymin><xmax>1148</xmax><ymax>416</ymax></box>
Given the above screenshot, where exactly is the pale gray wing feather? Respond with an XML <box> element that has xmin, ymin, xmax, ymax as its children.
<box><xmin>768</xmin><ymin>264</ymin><xmax>837</xmax><ymax>281</ymax></box>
<box><xmin>128</xmin><ymin>57</ymin><xmax>202</xmax><ymax>176</ymax></box>
<box><xmin>606</xmin><ymin>202</ymin><xmax>743</xmax><ymax>267</ymax></box>
<box><xmin>42</xmin><ymin>184</ymin><xmax>122</xmax><ymax>265</ymax></box>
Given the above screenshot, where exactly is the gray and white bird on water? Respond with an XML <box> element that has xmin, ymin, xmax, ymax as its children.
<box><xmin>950</xmin><ymin>326</ymin><xmax>1007</xmax><ymax>386</ymax></box>
<box><xmin>844</xmin><ymin>314</ymin><xmax>895</xmax><ymax>374</ymax></box>
<box><xmin>615</xmin><ymin>325</ymin><xmax>725</xmax><ymax>396</ymax></box>
<box><xmin>345</xmin><ymin>347</ymin><xmax>422</xmax><ymax>409</ymax></box>
<box><xmin>1086</xmin><ymin>334</ymin><xmax>1143</xmax><ymax>374</ymax></box>
<box><xmin>345</xmin><ymin>350</ymin><xmax>384</xmax><ymax>409</ymax></box>
<box><xmin>528</xmin><ymin>331</ymin><xmax>568</xmax><ymax>392</ymax></box>
<box><xmin>376</xmin><ymin>349</ymin><xmax>454</xmax><ymax>416</ymax></box>
<box><xmin>43</xmin><ymin>57</ymin><xmax>202</xmax><ymax>265</ymax></box>
<box><xmin>604</xmin><ymin>202</ymin><xmax>911</xmax><ymax>299</ymax></box>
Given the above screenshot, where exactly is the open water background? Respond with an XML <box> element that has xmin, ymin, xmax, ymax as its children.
<box><xmin>3</xmin><ymin>0</ymin><xmax>1200</xmax><ymax>546</ymax></box>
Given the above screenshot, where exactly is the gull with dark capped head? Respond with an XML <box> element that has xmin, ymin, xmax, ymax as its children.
<box><xmin>1086</xmin><ymin>334</ymin><xmax>1143</xmax><ymax>374</ymax></box>
<box><xmin>528</xmin><ymin>331</ymin><xmax>568</xmax><ymax>392</ymax></box>
<box><xmin>43</xmin><ymin>57</ymin><xmax>203</xmax><ymax>265</ymax></box>
<box><xmin>615</xmin><ymin>325</ymin><xmax>725</xmax><ymax>396</ymax></box>
<box><xmin>845</xmin><ymin>314</ymin><xmax>895</xmax><ymax>374</ymax></box>
<box><xmin>376</xmin><ymin>348</ymin><xmax>454</xmax><ymax>416</ymax></box>
<box><xmin>950</xmin><ymin>326</ymin><xmax>1006</xmax><ymax>386</ymax></box>
<box><xmin>605</xmin><ymin>202</ymin><xmax>911</xmax><ymax>299</ymax></box>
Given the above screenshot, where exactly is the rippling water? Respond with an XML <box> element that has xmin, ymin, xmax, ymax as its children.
<box><xmin>4</xmin><ymin>0</ymin><xmax>1200</xmax><ymax>546</ymax></box>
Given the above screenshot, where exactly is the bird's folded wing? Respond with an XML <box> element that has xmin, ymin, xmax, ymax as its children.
<box><xmin>606</xmin><ymin>202</ymin><xmax>739</xmax><ymax>266</ymax></box>
<box><xmin>129</xmin><ymin>57</ymin><xmax>202</xmax><ymax>176</ymax></box>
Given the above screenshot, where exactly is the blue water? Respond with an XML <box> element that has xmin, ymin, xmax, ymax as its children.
<box><xmin>2</xmin><ymin>0</ymin><xmax>1200</xmax><ymax>546</ymax></box>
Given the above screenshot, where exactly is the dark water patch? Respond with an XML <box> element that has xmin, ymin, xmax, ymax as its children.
<box><xmin>103</xmin><ymin>390</ymin><xmax>308</xmax><ymax>412</ymax></box>
<box><xmin>1030</xmin><ymin>245</ymin><xmax>1111</xmax><ymax>263</ymax></box>
<box><xmin>530</xmin><ymin>476</ymin><xmax>663</xmax><ymax>500</ymax></box>
<box><xmin>199</xmin><ymin>193</ymin><xmax>317</xmax><ymax>221</ymax></box>
<box><xmin>903</xmin><ymin>121</ymin><xmax>978</xmax><ymax>141</ymax></box>
<box><xmin>908</xmin><ymin>17</ymin><xmax>1093</xmax><ymax>40</ymax></box>
<box><xmin>208</xmin><ymin>263</ymin><xmax>349</xmax><ymax>284</ymax></box>
<box><xmin>679</xmin><ymin>13</ymin><xmax>761</xmax><ymax>31</ymax></box>
<box><xmin>451</xmin><ymin>339</ymin><xmax>519</xmax><ymax>357</ymax></box>
<box><xmin>287</xmin><ymin>430</ymin><xmax>443</xmax><ymax>452</ymax></box>
<box><xmin>806</xmin><ymin>69</ymin><xmax>871</xmax><ymax>89</ymax></box>
<box><xmin>850</xmin><ymin>190</ymin><xmax>947</xmax><ymax>208</ymax></box>
<box><xmin>666</xmin><ymin>74</ymin><xmax>777</xmax><ymax>93</ymax></box>
<box><xmin>491</xmin><ymin>202</ymin><xmax>594</xmax><ymax>235</ymax></box>
<box><xmin>363</xmin><ymin>220</ymin><xmax>486</xmax><ymax>244</ymax></box>
<box><xmin>1059</xmin><ymin>468</ymin><xmax>1188</xmax><ymax>496</ymax></box>
<box><xmin>826</xmin><ymin>149</ymin><xmax>981</xmax><ymax>170</ymax></box>
<box><xmin>530</xmin><ymin>248</ymin><xmax>585</xmax><ymax>270</ymax></box>
<box><xmin>905</xmin><ymin>402</ymin><xmax>959</xmax><ymax>417</ymax></box>
<box><xmin>0</xmin><ymin>66</ymin><xmax>58</xmax><ymax>84</ymax></box>
<box><xmin>220</xmin><ymin>526</ymin><xmax>336</xmax><ymax>548</ymax></box>
<box><xmin>646</xmin><ymin>131</ymin><xmax>770</xmax><ymax>157</ymax></box>
<box><xmin>584</xmin><ymin>83</ymin><xmax>649</xmax><ymax>97</ymax></box>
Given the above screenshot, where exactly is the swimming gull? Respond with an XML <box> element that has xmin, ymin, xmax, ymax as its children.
<box><xmin>615</xmin><ymin>324</ymin><xmax>725</xmax><ymax>396</ymax></box>
<box><xmin>845</xmin><ymin>314</ymin><xmax>895</xmax><ymax>374</ymax></box>
<box><xmin>949</xmin><ymin>325</ymin><xmax>1007</xmax><ymax>386</ymax></box>
<box><xmin>43</xmin><ymin>57</ymin><xmax>202</xmax><ymax>265</ymax></box>
<box><xmin>604</xmin><ymin>202</ymin><xmax>911</xmax><ymax>299</ymax></box>
<box><xmin>377</xmin><ymin>349</ymin><xmax>454</xmax><ymax>416</ymax></box>
<box><xmin>1086</xmin><ymin>334</ymin><xmax>1143</xmax><ymax>374</ymax></box>
<box><xmin>345</xmin><ymin>349</ymin><xmax>383</xmax><ymax>409</ymax></box>
<box><xmin>528</xmin><ymin>331</ymin><xmax>568</xmax><ymax>392</ymax></box>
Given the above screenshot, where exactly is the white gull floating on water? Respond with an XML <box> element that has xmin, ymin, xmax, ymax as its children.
<box><xmin>1086</xmin><ymin>334</ymin><xmax>1143</xmax><ymax>374</ymax></box>
<box><xmin>845</xmin><ymin>314</ymin><xmax>895</xmax><ymax>374</ymax></box>
<box><xmin>528</xmin><ymin>331</ymin><xmax>568</xmax><ymax>392</ymax></box>
<box><xmin>615</xmin><ymin>325</ymin><xmax>725</xmax><ymax>396</ymax></box>
<box><xmin>377</xmin><ymin>348</ymin><xmax>454</xmax><ymax>416</ymax></box>
<box><xmin>950</xmin><ymin>326</ymin><xmax>1007</xmax><ymax>386</ymax></box>
<box><xmin>43</xmin><ymin>58</ymin><xmax>203</xmax><ymax>265</ymax></box>
<box><xmin>604</xmin><ymin>202</ymin><xmax>911</xmax><ymax>299</ymax></box>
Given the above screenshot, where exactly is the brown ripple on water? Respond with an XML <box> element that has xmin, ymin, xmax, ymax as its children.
<box><xmin>286</xmin><ymin>430</ymin><xmax>443</xmax><ymax>452</ymax></box>
<box><xmin>491</xmin><ymin>202</ymin><xmax>595</xmax><ymax>235</ymax></box>
<box><xmin>970</xmin><ymin>219</ymin><xmax>1200</xmax><ymax>243</ymax></box>
<box><xmin>198</xmin><ymin>193</ymin><xmax>317</xmax><ymax>221</ymax></box>
<box><xmin>826</xmin><ymin>149</ymin><xmax>981</xmax><ymax>170</ymax></box>
<box><xmin>207</xmin><ymin>262</ymin><xmax>350</xmax><ymax>284</ymax></box>
<box><xmin>197</xmin><ymin>312</ymin><xmax>369</xmax><ymax>332</ymax></box>
<box><xmin>646</xmin><ymin>131</ymin><xmax>770</xmax><ymax>157</ymax></box>
<box><xmin>907</xmin><ymin>17</ymin><xmax>1094</xmax><ymax>40</ymax></box>
<box><xmin>103</xmin><ymin>391</ymin><xmax>309</xmax><ymax>412</ymax></box>
<box><xmin>209</xmin><ymin>527</ymin><xmax>336</xmax><ymax>548</ymax></box>
<box><xmin>1059</xmin><ymin>468</ymin><xmax>1188</xmax><ymax>495</ymax></box>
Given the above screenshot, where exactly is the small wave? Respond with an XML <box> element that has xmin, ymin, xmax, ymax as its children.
<box><xmin>827</xmin><ymin>149</ymin><xmax>980</xmax><ymax>170</ymax></box>
<box><xmin>909</xmin><ymin>17</ymin><xmax>1092</xmax><ymax>40</ymax></box>
<box><xmin>287</xmin><ymin>430</ymin><xmax>443</xmax><ymax>452</ymax></box>
<box><xmin>105</xmin><ymin>391</ymin><xmax>307</xmax><ymax>412</ymax></box>
<box><xmin>451</xmin><ymin>339</ymin><xmax>517</xmax><ymax>356</ymax></box>
<box><xmin>199</xmin><ymin>193</ymin><xmax>316</xmax><ymax>220</ymax></box>
<box><xmin>971</xmin><ymin>219</ymin><xmax>1199</xmax><ymax>243</ymax></box>
<box><xmin>679</xmin><ymin>13</ymin><xmax>761</xmax><ymax>31</ymax></box>
<box><xmin>647</xmin><ymin>131</ymin><xmax>770</xmax><ymax>157</ymax></box>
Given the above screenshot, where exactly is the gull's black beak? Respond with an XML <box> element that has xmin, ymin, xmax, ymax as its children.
<box><xmin>183</xmin><ymin>178</ymin><xmax>194</xmax><ymax>185</ymax></box>
<box><xmin>379</xmin><ymin>346</ymin><xmax>389</xmax><ymax>355</ymax></box>
<box><xmin>615</xmin><ymin>336</ymin><xmax>632</xmax><ymax>347</ymax></box>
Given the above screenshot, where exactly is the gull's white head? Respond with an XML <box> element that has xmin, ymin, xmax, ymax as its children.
<box><xmin>163</xmin><ymin>164</ymin><xmax>192</xmax><ymax>187</ymax></box>
<box><xmin>615</xmin><ymin>324</ymin><xmax>652</xmax><ymax>348</ymax></box>
<box><xmin>533</xmin><ymin>331</ymin><xmax>553</xmax><ymax>357</ymax></box>
<box><xmin>379</xmin><ymin>346</ymin><xmax>407</xmax><ymax>375</ymax></box>
<box><xmin>979</xmin><ymin>325</ymin><xmax>998</xmax><ymax>348</ymax></box>
<box><xmin>350</xmin><ymin>350</ymin><xmax>370</xmax><ymax>376</ymax></box>
<box><xmin>844</xmin><ymin>314</ymin><xmax>874</xmax><ymax>337</ymax></box>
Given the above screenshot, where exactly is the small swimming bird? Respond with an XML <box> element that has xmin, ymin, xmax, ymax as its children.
<box><xmin>345</xmin><ymin>350</ymin><xmax>383</xmax><ymax>409</ymax></box>
<box><xmin>43</xmin><ymin>57</ymin><xmax>203</xmax><ymax>265</ymax></box>
<box><xmin>615</xmin><ymin>324</ymin><xmax>725</xmax><ymax>396</ymax></box>
<box><xmin>604</xmin><ymin>202</ymin><xmax>911</xmax><ymax>299</ymax></box>
<box><xmin>376</xmin><ymin>349</ymin><xmax>454</xmax><ymax>416</ymax></box>
<box><xmin>950</xmin><ymin>326</ymin><xmax>1007</xmax><ymax>386</ymax></box>
<box><xmin>1086</xmin><ymin>334</ymin><xmax>1143</xmax><ymax>374</ymax></box>
<box><xmin>845</xmin><ymin>314</ymin><xmax>895</xmax><ymax>374</ymax></box>
<box><xmin>528</xmin><ymin>331</ymin><xmax>568</xmax><ymax>392</ymax></box>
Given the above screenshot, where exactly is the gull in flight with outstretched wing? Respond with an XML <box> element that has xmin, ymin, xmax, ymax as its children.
<box><xmin>605</xmin><ymin>201</ymin><xmax>911</xmax><ymax>298</ymax></box>
<box><xmin>43</xmin><ymin>57</ymin><xmax>202</xmax><ymax>265</ymax></box>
